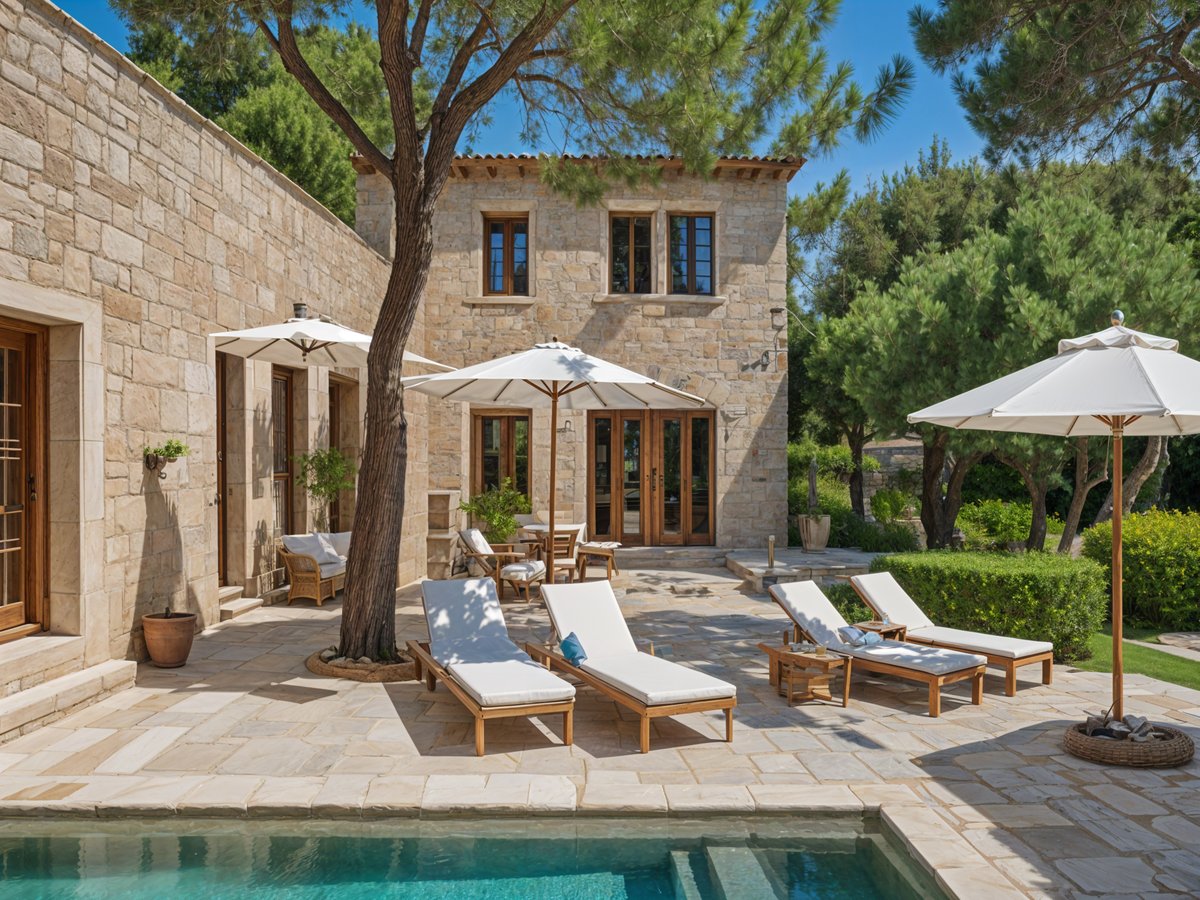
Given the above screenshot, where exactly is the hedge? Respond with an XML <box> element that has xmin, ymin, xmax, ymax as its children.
<box><xmin>1082</xmin><ymin>509</ymin><xmax>1200</xmax><ymax>630</ymax></box>
<box><xmin>871</xmin><ymin>551</ymin><xmax>1107</xmax><ymax>661</ymax></box>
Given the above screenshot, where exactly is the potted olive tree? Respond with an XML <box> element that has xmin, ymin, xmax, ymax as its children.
<box><xmin>294</xmin><ymin>447</ymin><xmax>357</xmax><ymax>531</ymax></box>
<box><xmin>459</xmin><ymin>478</ymin><xmax>532</xmax><ymax>544</ymax></box>
<box><xmin>797</xmin><ymin>457</ymin><xmax>831</xmax><ymax>551</ymax></box>
<box><xmin>142</xmin><ymin>602</ymin><xmax>197</xmax><ymax>668</ymax></box>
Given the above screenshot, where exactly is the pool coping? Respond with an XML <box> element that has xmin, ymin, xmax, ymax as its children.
<box><xmin>0</xmin><ymin>797</ymin><xmax>1027</xmax><ymax>899</ymax></box>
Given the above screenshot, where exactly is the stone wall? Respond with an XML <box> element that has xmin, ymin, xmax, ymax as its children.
<box><xmin>0</xmin><ymin>0</ymin><xmax>426</xmax><ymax>665</ymax></box>
<box><xmin>358</xmin><ymin>157</ymin><xmax>792</xmax><ymax>548</ymax></box>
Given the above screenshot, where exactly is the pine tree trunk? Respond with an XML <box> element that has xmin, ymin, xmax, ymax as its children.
<box><xmin>919</xmin><ymin>435</ymin><xmax>979</xmax><ymax>548</ymax></box>
<box><xmin>1094</xmin><ymin>436</ymin><xmax>1166</xmax><ymax>524</ymax></box>
<box><xmin>848</xmin><ymin>424</ymin><xmax>866</xmax><ymax>518</ymax></box>
<box><xmin>1026</xmin><ymin>482</ymin><xmax>1047</xmax><ymax>551</ymax></box>
<box><xmin>338</xmin><ymin>188</ymin><xmax>435</xmax><ymax>661</ymax></box>
<box><xmin>1058</xmin><ymin>438</ymin><xmax>1106</xmax><ymax>553</ymax></box>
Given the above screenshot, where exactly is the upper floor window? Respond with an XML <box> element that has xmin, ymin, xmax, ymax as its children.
<box><xmin>669</xmin><ymin>214</ymin><xmax>714</xmax><ymax>295</ymax></box>
<box><xmin>611</xmin><ymin>214</ymin><xmax>652</xmax><ymax>294</ymax></box>
<box><xmin>484</xmin><ymin>215</ymin><xmax>529</xmax><ymax>295</ymax></box>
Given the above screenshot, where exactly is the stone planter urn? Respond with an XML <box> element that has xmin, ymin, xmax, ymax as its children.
<box><xmin>142</xmin><ymin>610</ymin><xmax>197</xmax><ymax>668</ymax></box>
<box><xmin>797</xmin><ymin>514</ymin><xmax>831</xmax><ymax>552</ymax></box>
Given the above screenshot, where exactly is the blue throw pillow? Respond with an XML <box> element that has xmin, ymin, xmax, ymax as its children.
<box><xmin>560</xmin><ymin>632</ymin><xmax>587</xmax><ymax>666</ymax></box>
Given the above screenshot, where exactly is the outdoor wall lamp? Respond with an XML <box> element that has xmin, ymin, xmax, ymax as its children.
<box><xmin>770</xmin><ymin>306</ymin><xmax>787</xmax><ymax>331</ymax></box>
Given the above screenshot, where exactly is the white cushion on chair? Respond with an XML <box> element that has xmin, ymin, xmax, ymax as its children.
<box><xmin>907</xmin><ymin>626</ymin><xmax>1052</xmax><ymax>660</ymax></box>
<box><xmin>582</xmin><ymin>652</ymin><xmax>735</xmax><ymax>705</ymax></box>
<box><xmin>500</xmin><ymin>560</ymin><xmax>546</xmax><ymax>582</ymax></box>
<box><xmin>839</xmin><ymin>640</ymin><xmax>985</xmax><ymax>675</ymax></box>
<box><xmin>849</xmin><ymin>572</ymin><xmax>934</xmax><ymax>630</ymax></box>
<box><xmin>317</xmin><ymin>531</ymin><xmax>352</xmax><ymax>559</ymax></box>
<box><xmin>422</xmin><ymin>577</ymin><xmax>509</xmax><ymax>647</ymax></box>
<box><xmin>449</xmin><ymin>657</ymin><xmax>576</xmax><ymax>706</ymax></box>
<box><xmin>310</xmin><ymin>532</ymin><xmax>345</xmax><ymax>565</ymax></box>
<box><xmin>461</xmin><ymin>528</ymin><xmax>493</xmax><ymax>555</ymax></box>
<box><xmin>318</xmin><ymin>560</ymin><xmax>346</xmax><ymax>579</ymax></box>
<box><xmin>282</xmin><ymin>533</ymin><xmax>324</xmax><ymax>558</ymax></box>
<box><xmin>542</xmin><ymin>582</ymin><xmax>637</xmax><ymax>659</ymax></box>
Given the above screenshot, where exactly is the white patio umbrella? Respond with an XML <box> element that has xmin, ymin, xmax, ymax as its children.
<box><xmin>404</xmin><ymin>339</ymin><xmax>706</xmax><ymax>578</ymax></box>
<box><xmin>909</xmin><ymin>312</ymin><xmax>1200</xmax><ymax>719</ymax></box>
<box><xmin>210</xmin><ymin>303</ymin><xmax>452</xmax><ymax>370</ymax></box>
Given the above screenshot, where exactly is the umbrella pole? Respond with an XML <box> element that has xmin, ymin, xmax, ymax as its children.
<box><xmin>547</xmin><ymin>389</ymin><xmax>558</xmax><ymax>587</ymax></box>
<box><xmin>1112</xmin><ymin>419</ymin><xmax>1124</xmax><ymax>720</ymax></box>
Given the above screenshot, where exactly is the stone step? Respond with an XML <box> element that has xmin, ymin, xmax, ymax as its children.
<box><xmin>669</xmin><ymin>850</ymin><xmax>704</xmax><ymax>900</ymax></box>
<box><xmin>0</xmin><ymin>659</ymin><xmax>136</xmax><ymax>744</ymax></box>
<box><xmin>724</xmin><ymin>548</ymin><xmax>879</xmax><ymax>592</ymax></box>
<box><xmin>217</xmin><ymin>584</ymin><xmax>243</xmax><ymax>603</ymax></box>
<box><xmin>705</xmin><ymin>845</ymin><xmax>784</xmax><ymax>900</ymax></box>
<box><xmin>616</xmin><ymin>546</ymin><xmax>729</xmax><ymax>570</ymax></box>
<box><xmin>218</xmin><ymin>596</ymin><xmax>264</xmax><ymax>621</ymax></box>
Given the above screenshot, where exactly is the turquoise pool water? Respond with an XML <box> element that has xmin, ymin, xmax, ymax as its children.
<box><xmin>0</xmin><ymin>817</ymin><xmax>943</xmax><ymax>899</ymax></box>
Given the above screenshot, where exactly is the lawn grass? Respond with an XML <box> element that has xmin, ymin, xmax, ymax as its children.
<box><xmin>1073</xmin><ymin>626</ymin><xmax>1200</xmax><ymax>692</ymax></box>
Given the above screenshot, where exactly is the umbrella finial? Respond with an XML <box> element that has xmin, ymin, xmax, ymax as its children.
<box><xmin>293</xmin><ymin>302</ymin><xmax>309</xmax><ymax>320</ymax></box>
<box><xmin>1111</xmin><ymin>309</ymin><xmax>1125</xmax><ymax>327</ymax></box>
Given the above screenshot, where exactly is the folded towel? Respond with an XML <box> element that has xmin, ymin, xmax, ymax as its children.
<box><xmin>561</xmin><ymin>631</ymin><xmax>587</xmax><ymax>665</ymax></box>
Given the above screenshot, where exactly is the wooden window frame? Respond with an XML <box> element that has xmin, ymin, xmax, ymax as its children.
<box><xmin>668</xmin><ymin>213</ymin><xmax>716</xmax><ymax>296</ymax></box>
<box><xmin>609</xmin><ymin>212</ymin><xmax>654</xmax><ymax>294</ymax></box>
<box><xmin>483</xmin><ymin>215</ymin><xmax>530</xmax><ymax>296</ymax></box>
<box><xmin>271</xmin><ymin>367</ymin><xmax>294</xmax><ymax>537</ymax></box>
<box><xmin>471</xmin><ymin>410</ymin><xmax>532</xmax><ymax>499</ymax></box>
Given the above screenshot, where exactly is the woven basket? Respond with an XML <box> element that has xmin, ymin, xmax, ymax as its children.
<box><xmin>1063</xmin><ymin>722</ymin><xmax>1195</xmax><ymax>768</ymax></box>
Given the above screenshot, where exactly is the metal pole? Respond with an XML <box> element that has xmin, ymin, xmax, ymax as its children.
<box><xmin>1112</xmin><ymin>418</ymin><xmax>1124</xmax><ymax>720</ymax></box>
<box><xmin>547</xmin><ymin>388</ymin><xmax>558</xmax><ymax>587</ymax></box>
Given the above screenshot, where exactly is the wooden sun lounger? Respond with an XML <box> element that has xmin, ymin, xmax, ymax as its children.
<box><xmin>850</xmin><ymin>572</ymin><xmax>1054</xmax><ymax>697</ymax></box>
<box><xmin>407</xmin><ymin>639</ymin><xmax>574</xmax><ymax>756</ymax></box>
<box><xmin>770</xmin><ymin>582</ymin><xmax>985</xmax><ymax>718</ymax></box>
<box><xmin>524</xmin><ymin>641</ymin><xmax>734</xmax><ymax>753</ymax></box>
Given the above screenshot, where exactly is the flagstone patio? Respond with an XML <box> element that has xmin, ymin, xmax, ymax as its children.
<box><xmin>0</xmin><ymin>567</ymin><xmax>1197</xmax><ymax>898</ymax></box>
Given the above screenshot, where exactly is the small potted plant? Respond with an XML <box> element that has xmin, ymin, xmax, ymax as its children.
<box><xmin>144</xmin><ymin>438</ymin><xmax>191</xmax><ymax>475</ymax></box>
<box><xmin>142</xmin><ymin>601</ymin><xmax>197</xmax><ymax>668</ymax></box>
<box><xmin>459</xmin><ymin>478</ymin><xmax>532</xmax><ymax>544</ymax></box>
<box><xmin>797</xmin><ymin>457</ymin><xmax>831</xmax><ymax>551</ymax></box>
<box><xmin>293</xmin><ymin>447</ymin><xmax>357</xmax><ymax>531</ymax></box>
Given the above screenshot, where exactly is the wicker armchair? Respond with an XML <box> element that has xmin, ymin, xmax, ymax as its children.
<box><xmin>278</xmin><ymin>538</ymin><xmax>346</xmax><ymax>607</ymax></box>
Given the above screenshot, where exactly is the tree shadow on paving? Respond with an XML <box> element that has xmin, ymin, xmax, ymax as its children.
<box><xmin>911</xmin><ymin>720</ymin><xmax>1200</xmax><ymax>895</ymax></box>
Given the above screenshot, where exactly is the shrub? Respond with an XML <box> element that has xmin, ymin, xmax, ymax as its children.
<box><xmin>870</xmin><ymin>488</ymin><xmax>913</xmax><ymax>523</ymax></box>
<box><xmin>459</xmin><ymin>478</ymin><xmax>532</xmax><ymax>544</ymax></box>
<box><xmin>1082</xmin><ymin>509</ymin><xmax>1200</xmax><ymax>630</ymax></box>
<box><xmin>871</xmin><ymin>551</ymin><xmax>1107</xmax><ymax>661</ymax></box>
<box><xmin>826</xmin><ymin>581</ymin><xmax>873</xmax><ymax>624</ymax></box>
<box><xmin>787</xmin><ymin>441</ymin><xmax>880</xmax><ymax>482</ymax></box>
<box><xmin>957</xmin><ymin>499</ymin><xmax>1031</xmax><ymax>547</ymax></box>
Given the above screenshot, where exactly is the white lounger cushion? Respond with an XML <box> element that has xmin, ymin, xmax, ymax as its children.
<box><xmin>541</xmin><ymin>581</ymin><xmax>638</xmax><ymax>659</ymax></box>
<box><xmin>852</xmin><ymin>572</ymin><xmax>1053</xmax><ymax>659</ymax></box>
<box><xmin>769</xmin><ymin>581</ymin><xmax>984</xmax><ymax>674</ymax></box>
<box><xmin>542</xmin><ymin>581</ymin><xmax>735</xmax><ymax>703</ymax></box>
<box><xmin>849</xmin><ymin>572</ymin><xmax>933</xmax><ymax>630</ymax></box>
<box><xmin>420</xmin><ymin>579</ymin><xmax>575</xmax><ymax>707</ymax></box>
<box><xmin>582</xmin><ymin>652</ymin><xmax>735</xmax><ymax>705</ymax></box>
<box><xmin>500</xmin><ymin>560</ymin><xmax>546</xmax><ymax>581</ymax></box>
<box><xmin>907</xmin><ymin>626</ymin><xmax>1052</xmax><ymax>660</ymax></box>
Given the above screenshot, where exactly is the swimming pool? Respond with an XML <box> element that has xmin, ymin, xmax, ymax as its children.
<box><xmin>0</xmin><ymin>816</ymin><xmax>944</xmax><ymax>898</ymax></box>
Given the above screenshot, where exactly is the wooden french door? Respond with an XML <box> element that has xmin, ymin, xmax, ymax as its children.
<box><xmin>215</xmin><ymin>354</ymin><xmax>227</xmax><ymax>584</ymax></box>
<box><xmin>0</xmin><ymin>321</ymin><xmax>46</xmax><ymax>638</ymax></box>
<box><xmin>588</xmin><ymin>409</ymin><xmax>713</xmax><ymax>546</ymax></box>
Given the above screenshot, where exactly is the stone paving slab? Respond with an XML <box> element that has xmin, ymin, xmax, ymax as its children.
<box><xmin>0</xmin><ymin>567</ymin><xmax>1195</xmax><ymax>899</ymax></box>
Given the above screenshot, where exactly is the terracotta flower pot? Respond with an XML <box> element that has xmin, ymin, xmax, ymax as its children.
<box><xmin>142</xmin><ymin>611</ymin><xmax>197</xmax><ymax>668</ymax></box>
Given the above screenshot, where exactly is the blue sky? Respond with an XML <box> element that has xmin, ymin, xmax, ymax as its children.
<box><xmin>59</xmin><ymin>1</ymin><xmax>984</xmax><ymax>200</ymax></box>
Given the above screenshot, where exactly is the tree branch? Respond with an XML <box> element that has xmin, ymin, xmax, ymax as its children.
<box><xmin>256</xmin><ymin>11</ymin><xmax>392</xmax><ymax>178</ymax></box>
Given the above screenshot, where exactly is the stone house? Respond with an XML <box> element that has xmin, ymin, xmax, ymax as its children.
<box><xmin>0</xmin><ymin>0</ymin><xmax>794</xmax><ymax>739</ymax></box>
<box><xmin>354</xmin><ymin>154</ymin><xmax>797</xmax><ymax>560</ymax></box>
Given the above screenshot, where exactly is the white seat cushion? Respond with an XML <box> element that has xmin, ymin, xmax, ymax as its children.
<box><xmin>282</xmin><ymin>533</ymin><xmax>324</xmax><ymax>559</ymax></box>
<box><xmin>841</xmin><ymin>640</ymin><xmax>986</xmax><ymax>675</ymax></box>
<box><xmin>461</xmin><ymin>528</ymin><xmax>493</xmax><ymax>555</ymax></box>
<box><xmin>768</xmin><ymin>581</ymin><xmax>848</xmax><ymax>648</ymax></box>
<box><xmin>430</xmin><ymin>635</ymin><xmax>526</xmax><ymax>667</ymax></box>
<box><xmin>319</xmin><ymin>560</ymin><xmax>346</xmax><ymax>579</ymax></box>
<box><xmin>908</xmin><ymin>626</ymin><xmax>1052</xmax><ymax>660</ymax></box>
<box><xmin>849</xmin><ymin>572</ymin><xmax>934</xmax><ymax>630</ymax></box>
<box><xmin>449</xmin><ymin>657</ymin><xmax>576</xmax><ymax>707</ymax></box>
<box><xmin>542</xmin><ymin>582</ymin><xmax>638</xmax><ymax>659</ymax></box>
<box><xmin>500</xmin><ymin>560</ymin><xmax>546</xmax><ymax>582</ymax></box>
<box><xmin>422</xmin><ymin>578</ymin><xmax>510</xmax><ymax>646</ymax></box>
<box><xmin>311</xmin><ymin>532</ymin><xmax>346</xmax><ymax>565</ymax></box>
<box><xmin>316</xmin><ymin>531</ymin><xmax>351</xmax><ymax>559</ymax></box>
<box><xmin>582</xmin><ymin>652</ymin><xmax>735</xmax><ymax>705</ymax></box>
<box><xmin>580</xmin><ymin>542</ymin><xmax>620</xmax><ymax>551</ymax></box>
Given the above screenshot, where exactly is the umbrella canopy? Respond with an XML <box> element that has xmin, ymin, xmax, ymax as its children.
<box><xmin>405</xmin><ymin>340</ymin><xmax>706</xmax><ymax>576</ymax></box>
<box><xmin>909</xmin><ymin>316</ymin><xmax>1200</xmax><ymax>720</ymax></box>
<box><xmin>211</xmin><ymin>306</ymin><xmax>451</xmax><ymax>370</ymax></box>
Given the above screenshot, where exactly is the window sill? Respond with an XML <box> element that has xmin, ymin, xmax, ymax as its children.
<box><xmin>463</xmin><ymin>296</ymin><xmax>536</xmax><ymax>307</ymax></box>
<box><xmin>593</xmin><ymin>293</ymin><xmax>726</xmax><ymax>306</ymax></box>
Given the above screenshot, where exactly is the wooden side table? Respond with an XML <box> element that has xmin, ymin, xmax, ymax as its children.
<box><xmin>757</xmin><ymin>643</ymin><xmax>852</xmax><ymax>707</ymax></box>
<box><xmin>853</xmin><ymin>621</ymin><xmax>907</xmax><ymax>641</ymax></box>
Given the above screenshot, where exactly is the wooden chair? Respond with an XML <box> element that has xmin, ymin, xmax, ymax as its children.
<box><xmin>458</xmin><ymin>528</ymin><xmax>545</xmax><ymax>600</ymax></box>
<box><xmin>278</xmin><ymin>544</ymin><xmax>343</xmax><ymax>607</ymax></box>
<box><xmin>544</xmin><ymin>526</ymin><xmax>582</xmax><ymax>584</ymax></box>
<box><xmin>577</xmin><ymin>541</ymin><xmax>620</xmax><ymax>580</ymax></box>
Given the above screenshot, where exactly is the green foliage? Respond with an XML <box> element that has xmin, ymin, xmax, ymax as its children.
<box><xmin>144</xmin><ymin>438</ymin><xmax>190</xmax><ymax>459</ymax></box>
<box><xmin>873</xmin><ymin>551</ymin><xmax>1107</xmax><ymax>661</ymax></box>
<box><xmin>1082</xmin><ymin>510</ymin><xmax>1200</xmax><ymax>630</ymax></box>
<box><xmin>958</xmin><ymin>499</ymin><xmax>1033</xmax><ymax>547</ymax></box>
<box><xmin>294</xmin><ymin>447</ymin><xmax>356</xmax><ymax>530</ymax></box>
<box><xmin>825</xmin><ymin>581</ymin><xmax>873</xmax><ymax>625</ymax></box>
<box><xmin>1073</xmin><ymin>627</ymin><xmax>1200</xmax><ymax>693</ymax></box>
<box><xmin>804</xmin><ymin>476</ymin><xmax>919</xmax><ymax>552</ymax></box>
<box><xmin>787</xmin><ymin>441</ymin><xmax>879</xmax><ymax>482</ymax></box>
<box><xmin>459</xmin><ymin>479</ymin><xmax>532</xmax><ymax>545</ymax></box>
<box><xmin>870</xmin><ymin>488</ymin><xmax>913</xmax><ymax>524</ymax></box>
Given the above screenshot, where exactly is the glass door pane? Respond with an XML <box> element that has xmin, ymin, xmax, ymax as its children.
<box><xmin>0</xmin><ymin>343</ymin><xmax>25</xmax><ymax>630</ymax></box>
<box><xmin>659</xmin><ymin>416</ymin><xmax>682</xmax><ymax>539</ymax></box>
<box><xmin>622</xmin><ymin>418</ymin><xmax>642</xmax><ymax>538</ymax></box>
<box><xmin>689</xmin><ymin>416</ymin><xmax>712</xmax><ymax>540</ymax></box>
<box><xmin>591</xmin><ymin>417</ymin><xmax>612</xmax><ymax>537</ymax></box>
